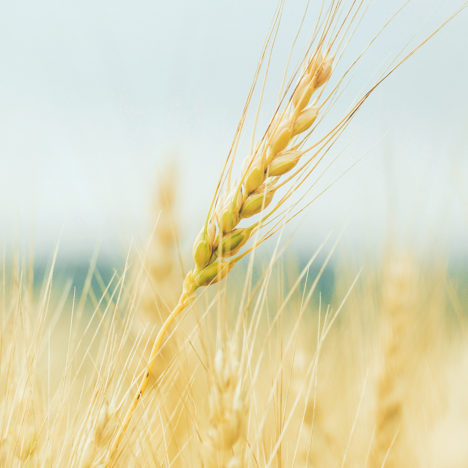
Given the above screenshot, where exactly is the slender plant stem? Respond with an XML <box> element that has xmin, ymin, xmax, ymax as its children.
<box><xmin>105</xmin><ymin>291</ymin><xmax>192</xmax><ymax>466</ymax></box>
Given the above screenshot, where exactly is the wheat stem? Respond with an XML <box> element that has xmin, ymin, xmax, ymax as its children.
<box><xmin>105</xmin><ymin>290</ymin><xmax>193</xmax><ymax>466</ymax></box>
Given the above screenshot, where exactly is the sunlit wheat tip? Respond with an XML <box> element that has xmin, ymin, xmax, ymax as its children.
<box><xmin>314</xmin><ymin>55</ymin><xmax>333</xmax><ymax>88</ymax></box>
<box><xmin>293</xmin><ymin>52</ymin><xmax>333</xmax><ymax>111</ymax></box>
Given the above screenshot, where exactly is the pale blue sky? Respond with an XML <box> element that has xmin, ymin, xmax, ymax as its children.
<box><xmin>1</xmin><ymin>0</ymin><xmax>467</xmax><ymax>259</ymax></box>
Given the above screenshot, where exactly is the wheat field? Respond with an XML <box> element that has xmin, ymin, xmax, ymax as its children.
<box><xmin>1</xmin><ymin>1</ymin><xmax>468</xmax><ymax>467</ymax></box>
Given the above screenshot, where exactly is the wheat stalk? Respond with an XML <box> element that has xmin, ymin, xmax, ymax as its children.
<box><xmin>105</xmin><ymin>2</ymin><xmax>467</xmax><ymax>463</ymax></box>
<box><xmin>105</xmin><ymin>48</ymin><xmax>335</xmax><ymax>466</ymax></box>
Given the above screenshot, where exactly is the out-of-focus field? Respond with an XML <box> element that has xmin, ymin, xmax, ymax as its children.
<box><xmin>1</xmin><ymin>245</ymin><xmax>468</xmax><ymax>467</ymax></box>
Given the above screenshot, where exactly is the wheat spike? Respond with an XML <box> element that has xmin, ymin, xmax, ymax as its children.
<box><xmin>371</xmin><ymin>255</ymin><xmax>417</xmax><ymax>468</ymax></box>
<box><xmin>131</xmin><ymin>162</ymin><xmax>181</xmax><ymax>382</ymax></box>
<box><xmin>135</xmin><ymin>161</ymin><xmax>180</xmax><ymax>325</ymax></box>
<box><xmin>201</xmin><ymin>339</ymin><xmax>247</xmax><ymax>468</ymax></box>
<box><xmin>189</xmin><ymin>52</ymin><xmax>331</xmax><ymax>290</ymax></box>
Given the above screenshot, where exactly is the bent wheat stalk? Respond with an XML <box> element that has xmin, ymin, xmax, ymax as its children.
<box><xmin>106</xmin><ymin>48</ymin><xmax>334</xmax><ymax>465</ymax></box>
<box><xmin>105</xmin><ymin>2</ymin><xmax>466</xmax><ymax>463</ymax></box>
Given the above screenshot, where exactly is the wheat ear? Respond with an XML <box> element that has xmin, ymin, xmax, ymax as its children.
<box><xmin>187</xmin><ymin>52</ymin><xmax>331</xmax><ymax>291</ymax></box>
<box><xmin>135</xmin><ymin>161</ymin><xmax>180</xmax><ymax>325</ymax></box>
<box><xmin>201</xmin><ymin>340</ymin><xmax>247</xmax><ymax>468</ymax></box>
<box><xmin>81</xmin><ymin>400</ymin><xmax>119</xmax><ymax>468</ymax></box>
<box><xmin>371</xmin><ymin>255</ymin><xmax>416</xmax><ymax>468</ymax></box>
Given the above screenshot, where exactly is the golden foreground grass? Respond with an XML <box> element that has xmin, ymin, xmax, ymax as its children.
<box><xmin>1</xmin><ymin>1</ymin><xmax>468</xmax><ymax>466</ymax></box>
<box><xmin>1</xmin><ymin>237</ymin><xmax>468</xmax><ymax>467</ymax></box>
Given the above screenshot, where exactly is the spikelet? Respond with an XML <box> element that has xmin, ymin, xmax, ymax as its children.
<box><xmin>202</xmin><ymin>339</ymin><xmax>247</xmax><ymax>468</ymax></box>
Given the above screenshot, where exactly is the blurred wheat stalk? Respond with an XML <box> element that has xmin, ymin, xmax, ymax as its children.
<box><xmin>1</xmin><ymin>232</ymin><xmax>467</xmax><ymax>467</ymax></box>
